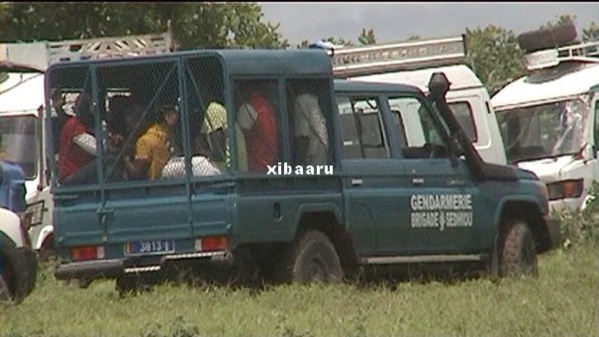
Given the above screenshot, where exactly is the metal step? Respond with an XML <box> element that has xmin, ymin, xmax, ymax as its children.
<box><xmin>362</xmin><ymin>253</ymin><xmax>487</xmax><ymax>265</ymax></box>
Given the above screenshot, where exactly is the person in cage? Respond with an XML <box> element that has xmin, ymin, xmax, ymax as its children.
<box><xmin>129</xmin><ymin>104</ymin><xmax>180</xmax><ymax>180</ymax></box>
<box><xmin>57</xmin><ymin>92</ymin><xmax>99</xmax><ymax>184</ymax></box>
<box><xmin>293</xmin><ymin>93</ymin><xmax>329</xmax><ymax>165</ymax></box>
<box><xmin>236</xmin><ymin>81</ymin><xmax>278</xmax><ymax>172</ymax></box>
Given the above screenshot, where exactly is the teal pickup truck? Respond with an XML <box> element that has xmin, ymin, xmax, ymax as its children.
<box><xmin>46</xmin><ymin>48</ymin><xmax>560</xmax><ymax>292</ymax></box>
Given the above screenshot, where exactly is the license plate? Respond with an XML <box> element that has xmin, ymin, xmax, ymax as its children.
<box><xmin>124</xmin><ymin>240</ymin><xmax>175</xmax><ymax>256</ymax></box>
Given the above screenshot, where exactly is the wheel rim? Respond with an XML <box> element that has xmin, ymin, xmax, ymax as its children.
<box><xmin>307</xmin><ymin>256</ymin><xmax>327</xmax><ymax>282</ymax></box>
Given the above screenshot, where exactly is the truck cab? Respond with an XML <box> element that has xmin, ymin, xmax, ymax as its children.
<box><xmin>46</xmin><ymin>47</ymin><xmax>560</xmax><ymax>292</ymax></box>
<box><xmin>492</xmin><ymin>29</ymin><xmax>599</xmax><ymax>214</ymax></box>
<box><xmin>316</xmin><ymin>36</ymin><xmax>507</xmax><ymax>165</ymax></box>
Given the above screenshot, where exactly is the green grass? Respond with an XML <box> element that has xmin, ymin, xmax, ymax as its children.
<box><xmin>0</xmin><ymin>243</ymin><xmax>595</xmax><ymax>337</ymax></box>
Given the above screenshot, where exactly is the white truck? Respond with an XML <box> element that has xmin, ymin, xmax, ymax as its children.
<box><xmin>492</xmin><ymin>26</ymin><xmax>599</xmax><ymax>213</ymax></box>
<box><xmin>0</xmin><ymin>28</ymin><xmax>174</xmax><ymax>258</ymax></box>
<box><xmin>321</xmin><ymin>35</ymin><xmax>507</xmax><ymax>165</ymax></box>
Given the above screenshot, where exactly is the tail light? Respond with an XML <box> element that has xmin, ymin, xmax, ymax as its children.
<box><xmin>195</xmin><ymin>236</ymin><xmax>228</xmax><ymax>252</ymax></box>
<box><xmin>70</xmin><ymin>246</ymin><xmax>105</xmax><ymax>262</ymax></box>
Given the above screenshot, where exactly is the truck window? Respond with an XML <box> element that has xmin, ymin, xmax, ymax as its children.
<box><xmin>233</xmin><ymin>79</ymin><xmax>280</xmax><ymax>173</ymax></box>
<box><xmin>337</xmin><ymin>95</ymin><xmax>390</xmax><ymax>159</ymax></box>
<box><xmin>388</xmin><ymin>96</ymin><xmax>449</xmax><ymax>159</ymax></box>
<box><xmin>0</xmin><ymin>116</ymin><xmax>38</xmax><ymax>179</ymax></box>
<box><xmin>286</xmin><ymin>78</ymin><xmax>334</xmax><ymax>166</ymax></box>
<box><xmin>448</xmin><ymin>101</ymin><xmax>477</xmax><ymax>142</ymax></box>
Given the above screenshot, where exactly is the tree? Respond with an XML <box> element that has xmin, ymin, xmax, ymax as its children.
<box><xmin>540</xmin><ymin>14</ymin><xmax>576</xmax><ymax>29</ymax></box>
<box><xmin>465</xmin><ymin>25</ymin><xmax>525</xmax><ymax>95</ymax></box>
<box><xmin>407</xmin><ymin>34</ymin><xmax>421</xmax><ymax>41</ymax></box>
<box><xmin>583</xmin><ymin>21</ymin><xmax>599</xmax><ymax>41</ymax></box>
<box><xmin>357</xmin><ymin>28</ymin><xmax>376</xmax><ymax>45</ymax></box>
<box><xmin>0</xmin><ymin>2</ymin><xmax>288</xmax><ymax>49</ymax></box>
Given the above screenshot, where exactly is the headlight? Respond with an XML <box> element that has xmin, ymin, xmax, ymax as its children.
<box><xmin>546</xmin><ymin>179</ymin><xmax>584</xmax><ymax>201</ymax></box>
<box><xmin>533</xmin><ymin>180</ymin><xmax>549</xmax><ymax>204</ymax></box>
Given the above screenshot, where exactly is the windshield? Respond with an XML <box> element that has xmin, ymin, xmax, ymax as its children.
<box><xmin>0</xmin><ymin>115</ymin><xmax>38</xmax><ymax>179</ymax></box>
<box><xmin>497</xmin><ymin>98</ymin><xmax>590</xmax><ymax>163</ymax></box>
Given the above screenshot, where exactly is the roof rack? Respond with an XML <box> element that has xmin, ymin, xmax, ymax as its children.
<box><xmin>0</xmin><ymin>21</ymin><xmax>174</xmax><ymax>72</ymax></box>
<box><xmin>330</xmin><ymin>35</ymin><xmax>467</xmax><ymax>78</ymax></box>
<box><xmin>525</xmin><ymin>40</ymin><xmax>599</xmax><ymax>71</ymax></box>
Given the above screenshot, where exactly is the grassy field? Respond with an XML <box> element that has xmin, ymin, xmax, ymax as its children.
<box><xmin>0</xmin><ymin>241</ymin><xmax>595</xmax><ymax>337</ymax></box>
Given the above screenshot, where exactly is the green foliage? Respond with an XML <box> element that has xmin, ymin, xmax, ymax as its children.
<box><xmin>0</xmin><ymin>247</ymin><xmax>595</xmax><ymax>337</ymax></box>
<box><xmin>0</xmin><ymin>2</ymin><xmax>287</xmax><ymax>49</ymax></box>
<box><xmin>357</xmin><ymin>28</ymin><xmax>376</xmax><ymax>46</ymax></box>
<box><xmin>557</xmin><ymin>184</ymin><xmax>599</xmax><ymax>248</ymax></box>
<box><xmin>465</xmin><ymin>25</ymin><xmax>525</xmax><ymax>95</ymax></box>
<box><xmin>539</xmin><ymin>14</ymin><xmax>576</xmax><ymax>29</ymax></box>
<box><xmin>582</xmin><ymin>21</ymin><xmax>599</xmax><ymax>41</ymax></box>
<box><xmin>407</xmin><ymin>34</ymin><xmax>421</xmax><ymax>41</ymax></box>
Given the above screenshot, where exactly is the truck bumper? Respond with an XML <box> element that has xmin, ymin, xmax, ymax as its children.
<box><xmin>543</xmin><ymin>214</ymin><xmax>562</xmax><ymax>252</ymax></box>
<box><xmin>54</xmin><ymin>251</ymin><xmax>230</xmax><ymax>283</ymax></box>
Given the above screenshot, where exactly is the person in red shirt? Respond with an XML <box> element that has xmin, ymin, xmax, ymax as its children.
<box><xmin>236</xmin><ymin>82</ymin><xmax>278</xmax><ymax>172</ymax></box>
<box><xmin>57</xmin><ymin>92</ymin><xmax>97</xmax><ymax>184</ymax></box>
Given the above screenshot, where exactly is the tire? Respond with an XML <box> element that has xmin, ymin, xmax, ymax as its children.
<box><xmin>115</xmin><ymin>274</ymin><xmax>152</xmax><ymax>297</ymax></box>
<box><xmin>0</xmin><ymin>239</ymin><xmax>37</xmax><ymax>303</ymax></box>
<box><xmin>518</xmin><ymin>23</ymin><xmax>578</xmax><ymax>53</ymax></box>
<box><xmin>0</xmin><ymin>275</ymin><xmax>12</xmax><ymax>305</ymax></box>
<box><xmin>498</xmin><ymin>219</ymin><xmax>539</xmax><ymax>278</ymax></box>
<box><xmin>278</xmin><ymin>230</ymin><xmax>343</xmax><ymax>284</ymax></box>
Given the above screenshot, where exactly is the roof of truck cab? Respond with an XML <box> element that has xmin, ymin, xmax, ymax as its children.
<box><xmin>0</xmin><ymin>72</ymin><xmax>45</xmax><ymax>115</ymax></box>
<box><xmin>492</xmin><ymin>62</ymin><xmax>599</xmax><ymax>111</ymax></box>
<box><xmin>334</xmin><ymin>79</ymin><xmax>422</xmax><ymax>94</ymax></box>
<box><xmin>345</xmin><ymin>64</ymin><xmax>483</xmax><ymax>93</ymax></box>
<box><xmin>46</xmin><ymin>49</ymin><xmax>334</xmax><ymax>76</ymax></box>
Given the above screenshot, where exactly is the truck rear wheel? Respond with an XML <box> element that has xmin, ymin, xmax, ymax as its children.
<box><xmin>279</xmin><ymin>230</ymin><xmax>343</xmax><ymax>284</ymax></box>
<box><xmin>0</xmin><ymin>276</ymin><xmax>11</xmax><ymax>304</ymax></box>
<box><xmin>498</xmin><ymin>219</ymin><xmax>539</xmax><ymax>277</ymax></box>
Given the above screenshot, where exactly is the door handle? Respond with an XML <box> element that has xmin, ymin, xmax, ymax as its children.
<box><xmin>412</xmin><ymin>177</ymin><xmax>425</xmax><ymax>185</ymax></box>
<box><xmin>351</xmin><ymin>178</ymin><xmax>363</xmax><ymax>186</ymax></box>
<box><xmin>97</xmin><ymin>208</ymin><xmax>114</xmax><ymax>224</ymax></box>
<box><xmin>448</xmin><ymin>179</ymin><xmax>467</xmax><ymax>187</ymax></box>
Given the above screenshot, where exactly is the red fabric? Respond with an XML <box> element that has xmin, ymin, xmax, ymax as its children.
<box><xmin>246</xmin><ymin>92</ymin><xmax>277</xmax><ymax>172</ymax></box>
<box><xmin>57</xmin><ymin>117</ymin><xmax>94</xmax><ymax>182</ymax></box>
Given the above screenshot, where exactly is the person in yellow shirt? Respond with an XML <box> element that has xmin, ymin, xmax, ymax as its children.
<box><xmin>198</xmin><ymin>101</ymin><xmax>248</xmax><ymax>172</ymax></box>
<box><xmin>128</xmin><ymin>105</ymin><xmax>179</xmax><ymax>180</ymax></box>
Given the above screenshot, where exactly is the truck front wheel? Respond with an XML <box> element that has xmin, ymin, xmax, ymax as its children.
<box><xmin>279</xmin><ymin>230</ymin><xmax>343</xmax><ymax>284</ymax></box>
<box><xmin>498</xmin><ymin>219</ymin><xmax>539</xmax><ymax>277</ymax></box>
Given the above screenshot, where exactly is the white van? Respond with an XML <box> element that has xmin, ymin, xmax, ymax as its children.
<box><xmin>321</xmin><ymin>36</ymin><xmax>507</xmax><ymax>165</ymax></box>
<box><xmin>492</xmin><ymin>36</ymin><xmax>599</xmax><ymax>213</ymax></box>
<box><xmin>0</xmin><ymin>29</ymin><xmax>174</xmax><ymax>257</ymax></box>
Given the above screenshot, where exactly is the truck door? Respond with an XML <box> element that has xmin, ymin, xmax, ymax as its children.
<box><xmin>97</xmin><ymin>59</ymin><xmax>192</xmax><ymax>257</ymax></box>
<box><xmin>338</xmin><ymin>94</ymin><xmax>405</xmax><ymax>257</ymax></box>
<box><xmin>386</xmin><ymin>94</ymin><xmax>480</xmax><ymax>255</ymax></box>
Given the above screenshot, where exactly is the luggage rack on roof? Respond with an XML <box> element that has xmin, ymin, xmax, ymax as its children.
<box><xmin>525</xmin><ymin>40</ymin><xmax>599</xmax><ymax>71</ymax></box>
<box><xmin>0</xmin><ymin>21</ymin><xmax>175</xmax><ymax>71</ymax></box>
<box><xmin>324</xmin><ymin>35</ymin><xmax>467</xmax><ymax>78</ymax></box>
